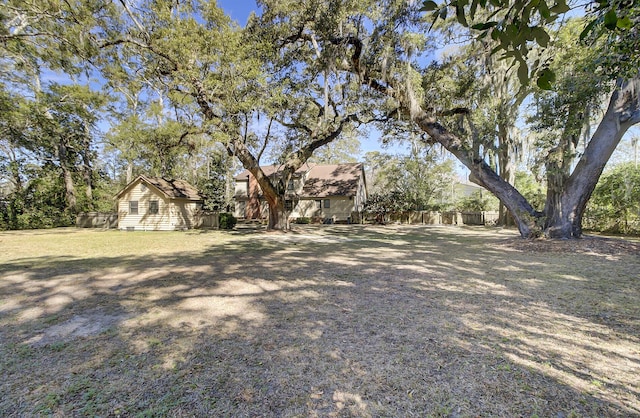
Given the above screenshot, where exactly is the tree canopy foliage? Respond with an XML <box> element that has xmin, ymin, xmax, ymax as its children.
<box><xmin>365</xmin><ymin>143</ymin><xmax>455</xmax><ymax>212</ymax></box>
<box><xmin>0</xmin><ymin>0</ymin><xmax>116</xmax><ymax>228</ymax></box>
<box><xmin>422</xmin><ymin>0</ymin><xmax>639</xmax><ymax>88</ymax></box>
<box><xmin>587</xmin><ymin>162</ymin><xmax>640</xmax><ymax>234</ymax></box>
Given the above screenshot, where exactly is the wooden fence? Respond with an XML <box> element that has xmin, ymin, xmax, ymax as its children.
<box><xmin>76</xmin><ymin>212</ymin><xmax>118</xmax><ymax>228</ymax></box>
<box><xmin>460</xmin><ymin>211</ymin><xmax>500</xmax><ymax>225</ymax></box>
<box><xmin>370</xmin><ymin>210</ymin><xmax>500</xmax><ymax>226</ymax></box>
<box><xmin>77</xmin><ymin>210</ymin><xmax>498</xmax><ymax>229</ymax></box>
<box><xmin>193</xmin><ymin>212</ymin><xmax>220</xmax><ymax>229</ymax></box>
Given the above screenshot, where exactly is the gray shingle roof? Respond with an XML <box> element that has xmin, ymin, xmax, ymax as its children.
<box><xmin>301</xmin><ymin>164</ymin><xmax>363</xmax><ymax>197</ymax></box>
<box><xmin>116</xmin><ymin>175</ymin><xmax>204</xmax><ymax>201</ymax></box>
<box><xmin>235</xmin><ymin>163</ymin><xmax>364</xmax><ymax>198</ymax></box>
<box><xmin>143</xmin><ymin>176</ymin><xmax>204</xmax><ymax>200</ymax></box>
<box><xmin>234</xmin><ymin>164</ymin><xmax>311</xmax><ymax>181</ymax></box>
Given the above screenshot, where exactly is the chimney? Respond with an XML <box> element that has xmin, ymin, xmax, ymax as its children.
<box><xmin>246</xmin><ymin>174</ymin><xmax>262</xmax><ymax>219</ymax></box>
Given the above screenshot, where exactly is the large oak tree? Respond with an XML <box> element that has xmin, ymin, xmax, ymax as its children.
<box><xmin>254</xmin><ymin>0</ymin><xmax>640</xmax><ymax>238</ymax></box>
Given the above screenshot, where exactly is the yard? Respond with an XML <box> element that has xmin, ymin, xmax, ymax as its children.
<box><xmin>0</xmin><ymin>225</ymin><xmax>639</xmax><ymax>417</ymax></box>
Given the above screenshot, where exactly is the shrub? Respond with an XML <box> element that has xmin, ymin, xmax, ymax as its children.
<box><xmin>586</xmin><ymin>162</ymin><xmax>640</xmax><ymax>235</ymax></box>
<box><xmin>219</xmin><ymin>212</ymin><xmax>237</xmax><ymax>229</ymax></box>
<box><xmin>455</xmin><ymin>191</ymin><xmax>498</xmax><ymax>212</ymax></box>
<box><xmin>295</xmin><ymin>217</ymin><xmax>310</xmax><ymax>224</ymax></box>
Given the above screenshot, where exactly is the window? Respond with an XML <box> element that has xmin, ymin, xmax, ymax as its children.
<box><xmin>129</xmin><ymin>201</ymin><xmax>138</xmax><ymax>215</ymax></box>
<box><xmin>285</xmin><ymin>200</ymin><xmax>293</xmax><ymax>211</ymax></box>
<box><xmin>287</xmin><ymin>180</ymin><xmax>294</xmax><ymax>191</ymax></box>
<box><xmin>316</xmin><ymin>199</ymin><xmax>322</xmax><ymax>209</ymax></box>
<box><xmin>149</xmin><ymin>200</ymin><xmax>159</xmax><ymax>215</ymax></box>
<box><xmin>323</xmin><ymin>199</ymin><xmax>331</xmax><ymax>208</ymax></box>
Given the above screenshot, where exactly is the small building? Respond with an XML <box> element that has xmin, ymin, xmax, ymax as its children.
<box><xmin>115</xmin><ymin>175</ymin><xmax>205</xmax><ymax>231</ymax></box>
<box><xmin>453</xmin><ymin>179</ymin><xmax>487</xmax><ymax>200</ymax></box>
<box><xmin>234</xmin><ymin>163</ymin><xmax>368</xmax><ymax>223</ymax></box>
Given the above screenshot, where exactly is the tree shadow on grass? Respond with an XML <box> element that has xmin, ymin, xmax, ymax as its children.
<box><xmin>0</xmin><ymin>226</ymin><xmax>638</xmax><ymax>416</ymax></box>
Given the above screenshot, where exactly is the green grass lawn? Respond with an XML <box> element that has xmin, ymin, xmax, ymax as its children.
<box><xmin>1</xmin><ymin>226</ymin><xmax>638</xmax><ymax>417</ymax></box>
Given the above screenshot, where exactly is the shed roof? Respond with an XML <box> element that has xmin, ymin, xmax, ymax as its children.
<box><xmin>116</xmin><ymin>175</ymin><xmax>204</xmax><ymax>201</ymax></box>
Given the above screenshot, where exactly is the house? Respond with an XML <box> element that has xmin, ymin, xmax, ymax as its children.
<box><xmin>234</xmin><ymin>163</ymin><xmax>368</xmax><ymax>223</ymax></box>
<box><xmin>453</xmin><ymin>178</ymin><xmax>487</xmax><ymax>200</ymax></box>
<box><xmin>115</xmin><ymin>175</ymin><xmax>206</xmax><ymax>231</ymax></box>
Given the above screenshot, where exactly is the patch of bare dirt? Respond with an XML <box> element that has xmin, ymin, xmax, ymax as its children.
<box><xmin>500</xmin><ymin>235</ymin><xmax>640</xmax><ymax>256</ymax></box>
<box><xmin>26</xmin><ymin>311</ymin><xmax>129</xmax><ymax>347</ymax></box>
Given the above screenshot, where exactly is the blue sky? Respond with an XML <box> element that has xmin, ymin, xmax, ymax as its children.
<box><xmin>218</xmin><ymin>0</ymin><xmax>258</xmax><ymax>24</ymax></box>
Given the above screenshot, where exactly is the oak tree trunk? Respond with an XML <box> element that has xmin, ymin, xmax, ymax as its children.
<box><xmin>265</xmin><ymin>194</ymin><xmax>289</xmax><ymax>230</ymax></box>
<box><xmin>497</xmin><ymin>130</ymin><xmax>515</xmax><ymax>227</ymax></box>
<box><xmin>542</xmin><ymin>78</ymin><xmax>640</xmax><ymax>238</ymax></box>
<box><xmin>228</xmin><ymin>141</ymin><xmax>292</xmax><ymax>231</ymax></box>
<box><xmin>410</xmin><ymin>77</ymin><xmax>640</xmax><ymax>238</ymax></box>
<box><xmin>62</xmin><ymin>165</ymin><xmax>77</xmax><ymax>212</ymax></box>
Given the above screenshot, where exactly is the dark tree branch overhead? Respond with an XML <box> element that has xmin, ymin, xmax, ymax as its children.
<box><xmin>295</xmin><ymin>113</ymin><xmax>360</xmax><ymax>160</ymax></box>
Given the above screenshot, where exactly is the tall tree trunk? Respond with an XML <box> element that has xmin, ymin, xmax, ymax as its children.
<box><xmin>265</xmin><ymin>194</ymin><xmax>288</xmax><ymax>230</ymax></box>
<box><xmin>497</xmin><ymin>128</ymin><xmax>515</xmax><ymax>226</ymax></box>
<box><xmin>544</xmin><ymin>177</ymin><xmax>570</xmax><ymax>237</ymax></box>
<box><xmin>63</xmin><ymin>167</ymin><xmax>77</xmax><ymax>212</ymax></box>
<box><xmin>543</xmin><ymin>77</ymin><xmax>640</xmax><ymax>238</ymax></box>
<box><xmin>6</xmin><ymin>149</ymin><xmax>23</xmax><ymax>193</ymax></box>
<box><xmin>126</xmin><ymin>161</ymin><xmax>133</xmax><ymax>184</ymax></box>
<box><xmin>56</xmin><ymin>141</ymin><xmax>77</xmax><ymax>212</ymax></box>
<box><xmin>6</xmin><ymin>148</ymin><xmax>23</xmax><ymax>229</ymax></box>
<box><xmin>81</xmin><ymin>126</ymin><xmax>93</xmax><ymax>209</ymax></box>
<box><xmin>227</xmin><ymin>140</ymin><xmax>293</xmax><ymax>231</ymax></box>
